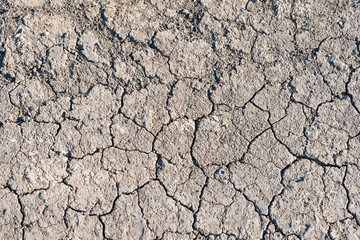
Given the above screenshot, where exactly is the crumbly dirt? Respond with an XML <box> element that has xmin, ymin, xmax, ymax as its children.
<box><xmin>0</xmin><ymin>0</ymin><xmax>360</xmax><ymax>239</ymax></box>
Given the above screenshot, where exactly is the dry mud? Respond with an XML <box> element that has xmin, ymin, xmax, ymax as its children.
<box><xmin>0</xmin><ymin>0</ymin><xmax>360</xmax><ymax>239</ymax></box>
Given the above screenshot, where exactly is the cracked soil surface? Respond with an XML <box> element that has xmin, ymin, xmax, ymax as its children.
<box><xmin>1</xmin><ymin>0</ymin><xmax>360</xmax><ymax>239</ymax></box>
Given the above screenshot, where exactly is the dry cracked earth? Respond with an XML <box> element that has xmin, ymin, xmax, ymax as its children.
<box><xmin>0</xmin><ymin>0</ymin><xmax>360</xmax><ymax>239</ymax></box>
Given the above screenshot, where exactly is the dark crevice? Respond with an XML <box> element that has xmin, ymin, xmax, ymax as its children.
<box><xmin>342</xmin><ymin>165</ymin><xmax>360</xmax><ymax>226</ymax></box>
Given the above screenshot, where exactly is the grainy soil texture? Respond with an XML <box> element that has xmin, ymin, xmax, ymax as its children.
<box><xmin>1</xmin><ymin>0</ymin><xmax>360</xmax><ymax>239</ymax></box>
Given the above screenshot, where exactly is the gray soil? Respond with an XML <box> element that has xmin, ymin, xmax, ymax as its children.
<box><xmin>0</xmin><ymin>0</ymin><xmax>360</xmax><ymax>239</ymax></box>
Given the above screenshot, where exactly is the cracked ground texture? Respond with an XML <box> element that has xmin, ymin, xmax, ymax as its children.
<box><xmin>0</xmin><ymin>0</ymin><xmax>360</xmax><ymax>239</ymax></box>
